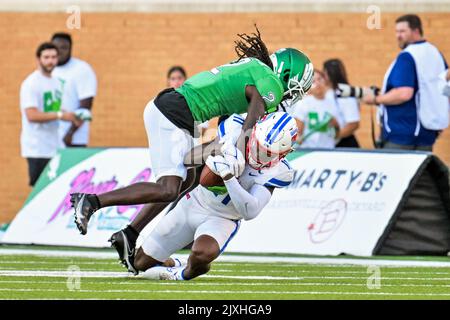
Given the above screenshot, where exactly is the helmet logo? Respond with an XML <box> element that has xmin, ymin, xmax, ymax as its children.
<box><xmin>262</xmin><ymin>92</ymin><xmax>275</xmax><ymax>103</ymax></box>
<box><xmin>300</xmin><ymin>63</ymin><xmax>314</xmax><ymax>91</ymax></box>
<box><xmin>276</xmin><ymin>61</ymin><xmax>285</xmax><ymax>77</ymax></box>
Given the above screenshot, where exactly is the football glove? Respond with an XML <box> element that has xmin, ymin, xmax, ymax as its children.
<box><xmin>220</xmin><ymin>141</ymin><xmax>245</xmax><ymax>177</ymax></box>
<box><xmin>205</xmin><ymin>155</ymin><xmax>232</xmax><ymax>179</ymax></box>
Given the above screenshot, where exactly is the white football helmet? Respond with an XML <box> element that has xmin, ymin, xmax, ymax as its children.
<box><xmin>246</xmin><ymin>112</ymin><xmax>298</xmax><ymax>169</ymax></box>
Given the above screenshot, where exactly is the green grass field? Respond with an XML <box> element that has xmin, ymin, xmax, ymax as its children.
<box><xmin>0</xmin><ymin>248</ymin><xmax>449</xmax><ymax>299</ymax></box>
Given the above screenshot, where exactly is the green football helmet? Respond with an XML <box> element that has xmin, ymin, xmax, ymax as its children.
<box><xmin>270</xmin><ymin>48</ymin><xmax>314</xmax><ymax>105</ymax></box>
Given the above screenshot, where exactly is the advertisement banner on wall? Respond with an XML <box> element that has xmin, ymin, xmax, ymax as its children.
<box><xmin>2</xmin><ymin>148</ymin><xmax>429</xmax><ymax>256</ymax></box>
<box><xmin>2</xmin><ymin>148</ymin><xmax>163</xmax><ymax>247</ymax></box>
<box><xmin>225</xmin><ymin>150</ymin><xmax>428</xmax><ymax>256</ymax></box>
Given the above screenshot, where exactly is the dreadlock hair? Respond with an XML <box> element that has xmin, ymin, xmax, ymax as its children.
<box><xmin>234</xmin><ymin>25</ymin><xmax>273</xmax><ymax>70</ymax></box>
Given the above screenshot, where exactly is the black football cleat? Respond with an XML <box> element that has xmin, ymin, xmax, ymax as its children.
<box><xmin>70</xmin><ymin>193</ymin><xmax>98</xmax><ymax>235</ymax></box>
<box><xmin>109</xmin><ymin>230</ymin><xmax>138</xmax><ymax>275</ymax></box>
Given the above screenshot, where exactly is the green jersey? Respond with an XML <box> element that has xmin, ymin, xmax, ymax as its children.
<box><xmin>175</xmin><ymin>58</ymin><xmax>284</xmax><ymax>123</ymax></box>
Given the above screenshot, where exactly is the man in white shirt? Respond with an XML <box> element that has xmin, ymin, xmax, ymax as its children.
<box><xmin>20</xmin><ymin>42</ymin><xmax>81</xmax><ymax>186</ymax></box>
<box><xmin>52</xmin><ymin>33</ymin><xmax>97</xmax><ymax>147</ymax></box>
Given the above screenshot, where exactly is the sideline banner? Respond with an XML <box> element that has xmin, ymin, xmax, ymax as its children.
<box><xmin>226</xmin><ymin>150</ymin><xmax>428</xmax><ymax>256</ymax></box>
<box><xmin>2</xmin><ymin>148</ymin><xmax>429</xmax><ymax>256</ymax></box>
<box><xmin>2</xmin><ymin>148</ymin><xmax>164</xmax><ymax>247</ymax></box>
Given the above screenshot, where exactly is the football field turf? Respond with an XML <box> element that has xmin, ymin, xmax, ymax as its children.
<box><xmin>0</xmin><ymin>248</ymin><xmax>449</xmax><ymax>300</ymax></box>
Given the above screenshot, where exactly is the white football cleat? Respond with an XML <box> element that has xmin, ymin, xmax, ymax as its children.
<box><xmin>170</xmin><ymin>256</ymin><xmax>187</xmax><ymax>267</ymax></box>
<box><xmin>142</xmin><ymin>266</ymin><xmax>185</xmax><ymax>281</ymax></box>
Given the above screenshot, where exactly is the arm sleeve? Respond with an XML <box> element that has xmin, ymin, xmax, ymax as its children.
<box><xmin>75</xmin><ymin>64</ymin><xmax>97</xmax><ymax>100</ymax></box>
<box><xmin>223</xmin><ymin>177</ymin><xmax>272</xmax><ymax>221</ymax></box>
<box><xmin>389</xmin><ymin>52</ymin><xmax>417</xmax><ymax>88</ymax></box>
<box><xmin>218</xmin><ymin>114</ymin><xmax>245</xmax><ymax>144</ymax></box>
<box><xmin>20</xmin><ymin>80</ymin><xmax>38</xmax><ymax>110</ymax></box>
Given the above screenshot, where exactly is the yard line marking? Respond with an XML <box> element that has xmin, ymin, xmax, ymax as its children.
<box><xmin>211</xmin><ymin>269</ymin><xmax>450</xmax><ymax>275</ymax></box>
<box><xmin>1</xmin><ymin>249</ymin><xmax>449</xmax><ymax>267</ymax></box>
<box><xmin>1</xmin><ymin>288</ymin><xmax>450</xmax><ymax>297</ymax></box>
<box><xmin>0</xmin><ymin>280</ymin><xmax>449</xmax><ymax>288</ymax></box>
<box><xmin>0</xmin><ymin>270</ymin><xmax>130</xmax><ymax>278</ymax></box>
<box><xmin>206</xmin><ymin>274</ymin><xmax>450</xmax><ymax>281</ymax></box>
<box><xmin>1</xmin><ymin>260</ymin><xmax>449</xmax><ymax>276</ymax></box>
<box><xmin>0</xmin><ymin>267</ymin><xmax>127</xmax><ymax>272</ymax></box>
<box><xmin>0</xmin><ymin>261</ymin><xmax>119</xmax><ymax>265</ymax></box>
<box><xmin>0</xmin><ymin>261</ymin><xmax>448</xmax><ymax>275</ymax></box>
<box><xmin>1</xmin><ymin>270</ymin><xmax>450</xmax><ymax>281</ymax></box>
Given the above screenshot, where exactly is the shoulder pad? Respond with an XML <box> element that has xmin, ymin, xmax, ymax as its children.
<box><xmin>218</xmin><ymin>113</ymin><xmax>245</xmax><ymax>141</ymax></box>
<box><xmin>261</xmin><ymin>159</ymin><xmax>294</xmax><ymax>189</ymax></box>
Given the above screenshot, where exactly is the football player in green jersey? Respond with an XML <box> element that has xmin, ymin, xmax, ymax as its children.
<box><xmin>70</xmin><ymin>27</ymin><xmax>313</xmax><ymax>274</ymax></box>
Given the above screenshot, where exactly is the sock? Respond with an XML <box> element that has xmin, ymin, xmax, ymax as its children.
<box><xmin>123</xmin><ymin>224</ymin><xmax>139</xmax><ymax>245</ymax></box>
<box><xmin>87</xmin><ymin>194</ymin><xmax>101</xmax><ymax>211</ymax></box>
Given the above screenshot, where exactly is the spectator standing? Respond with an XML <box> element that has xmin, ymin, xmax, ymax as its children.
<box><xmin>51</xmin><ymin>32</ymin><xmax>97</xmax><ymax>147</ymax></box>
<box><xmin>363</xmin><ymin>14</ymin><xmax>449</xmax><ymax>151</ymax></box>
<box><xmin>20</xmin><ymin>42</ymin><xmax>81</xmax><ymax>186</ymax></box>
<box><xmin>323</xmin><ymin>59</ymin><xmax>361</xmax><ymax>148</ymax></box>
<box><xmin>291</xmin><ymin>70</ymin><xmax>340</xmax><ymax>149</ymax></box>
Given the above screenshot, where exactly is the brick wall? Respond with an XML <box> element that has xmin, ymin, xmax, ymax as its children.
<box><xmin>1</xmin><ymin>12</ymin><xmax>449</xmax><ymax>222</ymax></box>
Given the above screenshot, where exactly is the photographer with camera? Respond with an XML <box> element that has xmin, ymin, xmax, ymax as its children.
<box><xmin>362</xmin><ymin>14</ymin><xmax>449</xmax><ymax>151</ymax></box>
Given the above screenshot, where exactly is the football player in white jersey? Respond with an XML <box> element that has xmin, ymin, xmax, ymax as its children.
<box><xmin>133</xmin><ymin>112</ymin><xmax>298</xmax><ymax>280</ymax></box>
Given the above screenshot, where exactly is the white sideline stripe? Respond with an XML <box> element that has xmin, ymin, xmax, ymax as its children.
<box><xmin>0</xmin><ymin>260</ymin><xmax>119</xmax><ymax>265</ymax></box>
<box><xmin>0</xmin><ymin>261</ymin><xmax>449</xmax><ymax>275</ymax></box>
<box><xmin>0</xmin><ymin>249</ymin><xmax>117</xmax><ymax>259</ymax></box>
<box><xmin>1</xmin><ymin>270</ymin><xmax>450</xmax><ymax>281</ymax></box>
<box><xmin>1</xmin><ymin>280</ymin><xmax>449</xmax><ymax>288</ymax></box>
<box><xmin>211</xmin><ymin>269</ymin><xmax>450</xmax><ymax>275</ymax></box>
<box><xmin>207</xmin><ymin>275</ymin><xmax>450</xmax><ymax>281</ymax></box>
<box><xmin>0</xmin><ymin>288</ymin><xmax>449</xmax><ymax>297</ymax></box>
<box><xmin>1</xmin><ymin>248</ymin><xmax>450</xmax><ymax>267</ymax></box>
<box><xmin>1</xmin><ymin>266</ymin><xmax>449</xmax><ymax>276</ymax></box>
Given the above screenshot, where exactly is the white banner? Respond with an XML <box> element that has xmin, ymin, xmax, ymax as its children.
<box><xmin>226</xmin><ymin>151</ymin><xmax>428</xmax><ymax>256</ymax></box>
<box><xmin>2</xmin><ymin>148</ymin><xmax>164</xmax><ymax>247</ymax></box>
<box><xmin>3</xmin><ymin>148</ymin><xmax>428</xmax><ymax>256</ymax></box>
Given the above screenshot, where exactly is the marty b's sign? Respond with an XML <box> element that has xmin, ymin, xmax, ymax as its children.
<box><xmin>2</xmin><ymin>148</ymin><xmax>428</xmax><ymax>256</ymax></box>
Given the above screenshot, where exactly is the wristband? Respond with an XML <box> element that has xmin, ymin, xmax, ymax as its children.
<box><xmin>56</xmin><ymin>111</ymin><xmax>63</xmax><ymax>120</ymax></box>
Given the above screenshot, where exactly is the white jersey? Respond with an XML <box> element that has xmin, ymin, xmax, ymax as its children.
<box><xmin>20</xmin><ymin>70</ymin><xmax>62</xmax><ymax>158</ymax></box>
<box><xmin>291</xmin><ymin>92</ymin><xmax>339</xmax><ymax>149</ymax></box>
<box><xmin>53</xmin><ymin>57</ymin><xmax>97</xmax><ymax>146</ymax></box>
<box><xmin>193</xmin><ymin>114</ymin><xmax>294</xmax><ymax>220</ymax></box>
